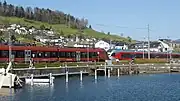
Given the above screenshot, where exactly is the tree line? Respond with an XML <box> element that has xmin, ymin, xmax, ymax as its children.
<box><xmin>0</xmin><ymin>1</ymin><xmax>88</xmax><ymax>29</ymax></box>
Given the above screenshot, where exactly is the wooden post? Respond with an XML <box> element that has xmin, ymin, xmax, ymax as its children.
<box><xmin>49</xmin><ymin>73</ymin><xmax>52</xmax><ymax>85</ymax></box>
<box><xmin>104</xmin><ymin>62</ymin><xmax>107</xmax><ymax>77</ymax></box>
<box><xmin>108</xmin><ymin>69</ymin><xmax>110</xmax><ymax>78</ymax></box>
<box><xmin>118</xmin><ymin>68</ymin><xmax>120</xmax><ymax>77</ymax></box>
<box><xmin>80</xmin><ymin>71</ymin><xmax>83</xmax><ymax>81</ymax></box>
<box><xmin>31</xmin><ymin>74</ymin><xmax>33</xmax><ymax>86</ymax></box>
<box><xmin>95</xmin><ymin>69</ymin><xmax>97</xmax><ymax>80</ymax></box>
<box><xmin>66</xmin><ymin>71</ymin><xmax>68</xmax><ymax>83</ymax></box>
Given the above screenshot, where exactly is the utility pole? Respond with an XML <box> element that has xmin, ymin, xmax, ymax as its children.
<box><xmin>8</xmin><ymin>31</ymin><xmax>12</xmax><ymax>62</ymax></box>
<box><xmin>143</xmin><ymin>37</ymin><xmax>145</xmax><ymax>59</ymax></box>
<box><xmin>147</xmin><ymin>24</ymin><xmax>150</xmax><ymax>59</ymax></box>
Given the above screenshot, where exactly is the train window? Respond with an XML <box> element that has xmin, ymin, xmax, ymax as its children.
<box><xmin>16</xmin><ymin>51</ymin><xmax>24</xmax><ymax>58</ymax></box>
<box><xmin>151</xmin><ymin>54</ymin><xmax>156</xmax><ymax>58</ymax></box>
<box><xmin>0</xmin><ymin>51</ymin><xmax>1</xmax><ymax>57</ymax></box>
<box><xmin>44</xmin><ymin>52</ymin><xmax>50</xmax><ymax>58</ymax></box>
<box><xmin>59</xmin><ymin>52</ymin><xmax>65</xmax><ymax>58</ymax></box>
<box><xmin>136</xmin><ymin>54</ymin><xmax>143</xmax><ymax>58</ymax></box>
<box><xmin>81</xmin><ymin>52</ymin><xmax>87</xmax><ymax>58</ymax></box>
<box><xmin>71</xmin><ymin>52</ymin><xmax>76</xmax><ymax>58</ymax></box>
<box><xmin>144</xmin><ymin>54</ymin><xmax>148</xmax><ymax>58</ymax></box>
<box><xmin>31</xmin><ymin>51</ymin><xmax>37</xmax><ymax>58</ymax></box>
<box><xmin>122</xmin><ymin>53</ymin><xmax>133</xmax><ymax>58</ymax></box>
<box><xmin>37</xmin><ymin>52</ymin><xmax>43</xmax><ymax>58</ymax></box>
<box><xmin>65</xmin><ymin>52</ymin><xmax>71</xmax><ymax>58</ymax></box>
<box><xmin>12</xmin><ymin>51</ymin><xmax>16</xmax><ymax>57</ymax></box>
<box><xmin>111</xmin><ymin>53</ymin><xmax>115</xmax><ymax>56</ymax></box>
<box><xmin>89</xmin><ymin>52</ymin><xmax>94</xmax><ymax>58</ymax></box>
<box><xmin>93</xmin><ymin>52</ymin><xmax>98</xmax><ymax>57</ymax></box>
<box><xmin>1</xmin><ymin>51</ymin><xmax>8</xmax><ymax>58</ymax></box>
<box><xmin>50</xmin><ymin>52</ymin><xmax>57</xmax><ymax>58</ymax></box>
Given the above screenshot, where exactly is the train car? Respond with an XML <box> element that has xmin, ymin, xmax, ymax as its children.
<box><xmin>0</xmin><ymin>45</ymin><xmax>109</xmax><ymax>62</ymax></box>
<box><xmin>112</xmin><ymin>51</ymin><xmax>180</xmax><ymax>60</ymax></box>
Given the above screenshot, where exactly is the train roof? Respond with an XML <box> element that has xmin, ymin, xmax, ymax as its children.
<box><xmin>108</xmin><ymin>49</ymin><xmax>135</xmax><ymax>53</ymax></box>
<box><xmin>0</xmin><ymin>45</ymin><xmax>106</xmax><ymax>52</ymax></box>
<box><xmin>116</xmin><ymin>51</ymin><xmax>180</xmax><ymax>55</ymax></box>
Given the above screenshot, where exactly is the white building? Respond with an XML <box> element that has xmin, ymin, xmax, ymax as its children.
<box><xmin>129</xmin><ymin>41</ymin><xmax>173</xmax><ymax>52</ymax></box>
<box><xmin>115</xmin><ymin>44</ymin><xmax>128</xmax><ymax>50</ymax></box>
<box><xmin>95</xmin><ymin>40</ymin><xmax>110</xmax><ymax>51</ymax></box>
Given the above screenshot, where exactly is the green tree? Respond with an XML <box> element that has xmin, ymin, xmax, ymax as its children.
<box><xmin>40</xmin><ymin>24</ymin><xmax>45</xmax><ymax>30</ymax></box>
<box><xmin>107</xmin><ymin>32</ymin><xmax>110</xmax><ymax>35</ymax></box>
<box><xmin>127</xmin><ymin>36</ymin><xmax>132</xmax><ymax>42</ymax></box>
<box><xmin>11</xmin><ymin>34</ymin><xmax>16</xmax><ymax>42</ymax></box>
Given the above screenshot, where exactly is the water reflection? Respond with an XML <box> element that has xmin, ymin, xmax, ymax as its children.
<box><xmin>1</xmin><ymin>74</ymin><xmax>180</xmax><ymax>101</ymax></box>
<box><xmin>29</xmin><ymin>85</ymin><xmax>34</xmax><ymax>101</ymax></box>
<box><xmin>0</xmin><ymin>88</ymin><xmax>15</xmax><ymax>96</ymax></box>
<box><xmin>65</xmin><ymin>82</ymin><xmax>68</xmax><ymax>93</ymax></box>
<box><xmin>80</xmin><ymin>81</ymin><xmax>83</xmax><ymax>89</ymax></box>
<box><xmin>49</xmin><ymin>84</ymin><xmax>54</xmax><ymax>99</ymax></box>
<box><xmin>94</xmin><ymin>79</ymin><xmax>97</xmax><ymax>84</ymax></box>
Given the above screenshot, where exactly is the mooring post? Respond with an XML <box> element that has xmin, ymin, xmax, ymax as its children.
<box><xmin>49</xmin><ymin>73</ymin><xmax>52</xmax><ymax>85</ymax></box>
<box><xmin>80</xmin><ymin>71</ymin><xmax>83</xmax><ymax>81</ymax></box>
<box><xmin>31</xmin><ymin>74</ymin><xmax>33</xmax><ymax>86</ymax></box>
<box><xmin>9</xmin><ymin>74</ymin><xmax>12</xmax><ymax>88</ymax></box>
<box><xmin>66</xmin><ymin>71</ymin><xmax>68</xmax><ymax>83</ymax></box>
<box><xmin>108</xmin><ymin>69</ymin><xmax>110</xmax><ymax>78</ymax></box>
<box><xmin>118</xmin><ymin>68</ymin><xmax>120</xmax><ymax>77</ymax></box>
<box><xmin>104</xmin><ymin>62</ymin><xmax>107</xmax><ymax>77</ymax></box>
<box><xmin>95</xmin><ymin>69</ymin><xmax>97</xmax><ymax>80</ymax></box>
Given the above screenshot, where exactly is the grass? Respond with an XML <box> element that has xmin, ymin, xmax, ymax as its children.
<box><xmin>112</xmin><ymin>59</ymin><xmax>168</xmax><ymax>65</ymax></box>
<box><xmin>0</xmin><ymin>59</ymin><xmax>169</xmax><ymax>69</ymax></box>
<box><xmin>0</xmin><ymin>62</ymin><xmax>106</xmax><ymax>68</ymax></box>
<box><xmin>0</xmin><ymin>16</ymin><xmax>135</xmax><ymax>43</ymax></box>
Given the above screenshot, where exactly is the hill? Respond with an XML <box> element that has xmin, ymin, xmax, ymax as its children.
<box><xmin>0</xmin><ymin>1</ymin><xmax>135</xmax><ymax>43</ymax></box>
<box><xmin>0</xmin><ymin>16</ymin><xmax>134</xmax><ymax>43</ymax></box>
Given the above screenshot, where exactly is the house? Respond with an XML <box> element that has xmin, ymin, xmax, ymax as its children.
<box><xmin>128</xmin><ymin>41</ymin><xmax>173</xmax><ymax>52</ymax></box>
<box><xmin>95</xmin><ymin>40</ymin><xmax>110</xmax><ymax>51</ymax></box>
<box><xmin>114</xmin><ymin>43</ymin><xmax>128</xmax><ymax>50</ymax></box>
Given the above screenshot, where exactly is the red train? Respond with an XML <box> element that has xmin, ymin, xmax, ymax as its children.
<box><xmin>112</xmin><ymin>51</ymin><xmax>180</xmax><ymax>60</ymax></box>
<box><xmin>0</xmin><ymin>45</ymin><xmax>109</xmax><ymax>62</ymax></box>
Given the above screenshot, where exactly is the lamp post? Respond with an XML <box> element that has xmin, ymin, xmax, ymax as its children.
<box><xmin>147</xmin><ymin>24</ymin><xmax>150</xmax><ymax>59</ymax></box>
<box><xmin>8</xmin><ymin>30</ymin><xmax>12</xmax><ymax>62</ymax></box>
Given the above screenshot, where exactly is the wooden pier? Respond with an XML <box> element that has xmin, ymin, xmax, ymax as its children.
<box><xmin>11</xmin><ymin>63</ymin><xmax>180</xmax><ymax>79</ymax></box>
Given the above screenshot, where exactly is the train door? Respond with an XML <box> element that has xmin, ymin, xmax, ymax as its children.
<box><xmin>76</xmin><ymin>51</ymin><xmax>80</xmax><ymax>62</ymax></box>
<box><xmin>24</xmin><ymin>50</ymin><xmax>31</xmax><ymax>63</ymax></box>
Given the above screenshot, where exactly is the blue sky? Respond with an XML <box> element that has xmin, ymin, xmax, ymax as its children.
<box><xmin>4</xmin><ymin>0</ymin><xmax>180</xmax><ymax>41</ymax></box>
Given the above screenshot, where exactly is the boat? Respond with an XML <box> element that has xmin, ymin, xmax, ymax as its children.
<box><xmin>0</xmin><ymin>61</ymin><xmax>23</xmax><ymax>89</ymax></box>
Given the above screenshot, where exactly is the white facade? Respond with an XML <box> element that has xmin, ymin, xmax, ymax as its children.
<box><xmin>95</xmin><ymin>40</ymin><xmax>110</xmax><ymax>51</ymax></box>
<box><xmin>115</xmin><ymin>44</ymin><xmax>128</xmax><ymax>50</ymax></box>
<box><xmin>158</xmin><ymin>40</ymin><xmax>173</xmax><ymax>52</ymax></box>
<box><xmin>74</xmin><ymin>44</ymin><xmax>89</xmax><ymax>47</ymax></box>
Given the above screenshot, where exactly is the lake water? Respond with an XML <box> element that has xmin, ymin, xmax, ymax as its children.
<box><xmin>1</xmin><ymin>73</ymin><xmax>180</xmax><ymax>101</ymax></box>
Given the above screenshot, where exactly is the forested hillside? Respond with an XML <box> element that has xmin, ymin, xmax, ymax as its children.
<box><xmin>0</xmin><ymin>1</ymin><xmax>88</xmax><ymax>29</ymax></box>
<box><xmin>0</xmin><ymin>1</ymin><xmax>134</xmax><ymax>43</ymax></box>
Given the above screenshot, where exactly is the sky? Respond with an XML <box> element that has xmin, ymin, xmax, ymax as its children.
<box><xmin>4</xmin><ymin>0</ymin><xmax>180</xmax><ymax>41</ymax></box>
